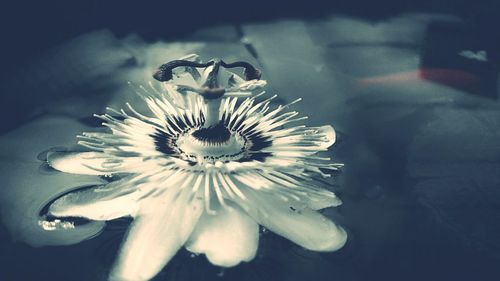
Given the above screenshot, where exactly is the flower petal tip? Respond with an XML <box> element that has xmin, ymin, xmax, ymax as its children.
<box><xmin>48</xmin><ymin>186</ymin><xmax>139</xmax><ymax>221</ymax></box>
<box><xmin>47</xmin><ymin>151</ymin><xmax>106</xmax><ymax>175</ymax></box>
<box><xmin>306</xmin><ymin>195</ymin><xmax>342</xmax><ymax>210</ymax></box>
<box><xmin>186</xmin><ymin>204</ymin><xmax>259</xmax><ymax>267</ymax></box>
<box><xmin>319</xmin><ymin>125</ymin><xmax>336</xmax><ymax>148</ymax></box>
<box><xmin>319</xmin><ymin>224</ymin><xmax>348</xmax><ymax>252</ymax></box>
<box><xmin>330</xmin><ymin>197</ymin><xmax>343</xmax><ymax>208</ymax></box>
<box><xmin>204</xmin><ymin>250</ymin><xmax>256</xmax><ymax>268</ymax></box>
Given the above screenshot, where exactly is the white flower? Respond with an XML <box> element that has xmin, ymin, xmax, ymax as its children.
<box><xmin>45</xmin><ymin>55</ymin><xmax>347</xmax><ymax>281</ymax></box>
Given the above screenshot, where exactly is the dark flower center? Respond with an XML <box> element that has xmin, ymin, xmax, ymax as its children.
<box><xmin>191</xmin><ymin>123</ymin><xmax>231</xmax><ymax>144</ymax></box>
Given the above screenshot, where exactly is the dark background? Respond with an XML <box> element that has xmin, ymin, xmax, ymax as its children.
<box><xmin>0</xmin><ymin>0</ymin><xmax>498</xmax><ymax>73</ymax></box>
<box><xmin>0</xmin><ymin>0</ymin><xmax>499</xmax><ymax>130</ymax></box>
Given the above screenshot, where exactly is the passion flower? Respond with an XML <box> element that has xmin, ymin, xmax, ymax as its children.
<box><xmin>45</xmin><ymin>55</ymin><xmax>347</xmax><ymax>281</ymax></box>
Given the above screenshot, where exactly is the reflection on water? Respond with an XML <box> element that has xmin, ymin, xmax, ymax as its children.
<box><xmin>1</xmin><ymin>11</ymin><xmax>500</xmax><ymax>281</ymax></box>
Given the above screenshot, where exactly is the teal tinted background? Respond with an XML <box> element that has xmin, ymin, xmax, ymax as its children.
<box><xmin>1</xmin><ymin>1</ymin><xmax>499</xmax><ymax>280</ymax></box>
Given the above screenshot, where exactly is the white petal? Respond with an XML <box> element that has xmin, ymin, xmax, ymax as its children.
<box><xmin>317</xmin><ymin>125</ymin><xmax>336</xmax><ymax>149</ymax></box>
<box><xmin>186</xmin><ymin>202</ymin><xmax>259</xmax><ymax>267</ymax></box>
<box><xmin>48</xmin><ymin>183</ymin><xmax>140</xmax><ymax>220</ymax></box>
<box><xmin>243</xmin><ymin>190</ymin><xmax>347</xmax><ymax>252</ymax></box>
<box><xmin>231</xmin><ymin>172</ymin><xmax>341</xmax><ymax>211</ymax></box>
<box><xmin>47</xmin><ymin>151</ymin><xmax>114</xmax><ymax>175</ymax></box>
<box><xmin>109</xmin><ymin>187</ymin><xmax>203</xmax><ymax>281</ymax></box>
<box><xmin>292</xmin><ymin>192</ymin><xmax>342</xmax><ymax>211</ymax></box>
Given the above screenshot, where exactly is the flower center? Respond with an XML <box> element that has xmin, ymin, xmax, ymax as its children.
<box><xmin>191</xmin><ymin>123</ymin><xmax>231</xmax><ymax>144</ymax></box>
<box><xmin>176</xmin><ymin>123</ymin><xmax>247</xmax><ymax>164</ymax></box>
